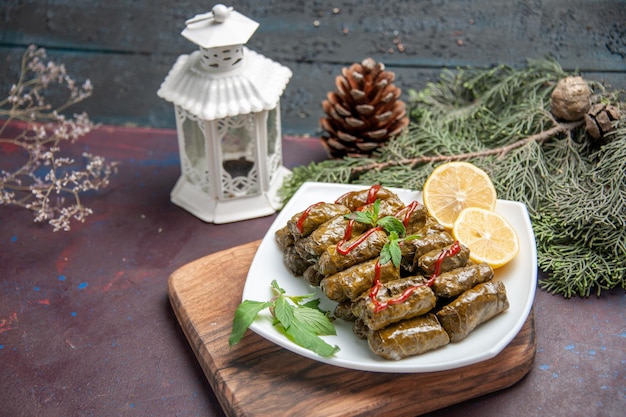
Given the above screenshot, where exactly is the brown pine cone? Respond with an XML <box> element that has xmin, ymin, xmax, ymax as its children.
<box><xmin>320</xmin><ymin>57</ymin><xmax>409</xmax><ymax>159</ymax></box>
<box><xmin>585</xmin><ymin>103</ymin><xmax>621</xmax><ymax>140</ymax></box>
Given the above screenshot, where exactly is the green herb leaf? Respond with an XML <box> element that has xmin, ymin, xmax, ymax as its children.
<box><xmin>379</xmin><ymin>242</ymin><xmax>393</xmax><ymax>265</ymax></box>
<box><xmin>404</xmin><ymin>234</ymin><xmax>420</xmax><ymax>242</ymax></box>
<box><xmin>389</xmin><ymin>239</ymin><xmax>402</xmax><ymax>267</ymax></box>
<box><xmin>377</xmin><ymin>215</ymin><xmax>406</xmax><ymax>236</ymax></box>
<box><xmin>293</xmin><ymin>306</ymin><xmax>337</xmax><ymax>336</ymax></box>
<box><xmin>274</xmin><ymin>295</ymin><xmax>295</xmax><ymax>328</ymax></box>
<box><xmin>283</xmin><ymin>320</ymin><xmax>340</xmax><ymax>357</ymax></box>
<box><xmin>271</xmin><ymin>279</ymin><xmax>285</xmax><ymax>295</ymax></box>
<box><xmin>372</xmin><ymin>199</ymin><xmax>381</xmax><ymax>220</ymax></box>
<box><xmin>345</xmin><ymin>210</ymin><xmax>374</xmax><ymax>225</ymax></box>
<box><xmin>345</xmin><ymin>198</ymin><xmax>381</xmax><ymax>226</ymax></box>
<box><xmin>301</xmin><ymin>298</ymin><xmax>321</xmax><ymax>310</ymax></box>
<box><xmin>288</xmin><ymin>292</ymin><xmax>318</xmax><ymax>305</ymax></box>
<box><xmin>229</xmin><ymin>300</ymin><xmax>272</xmax><ymax>347</ymax></box>
<box><xmin>229</xmin><ymin>282</ymin><xmax>340</xmax><ymax>357</ymax></box>
<box><xmin>380</xmin><ymin>231</ymin><xmax>405</xmax><ymax>267</ymax></box>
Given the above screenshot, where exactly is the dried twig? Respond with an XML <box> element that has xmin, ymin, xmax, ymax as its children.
<box><xmin>0</xmin><ymin>46</ymin><xmax>118</xmax><ymax>231</ymax></box>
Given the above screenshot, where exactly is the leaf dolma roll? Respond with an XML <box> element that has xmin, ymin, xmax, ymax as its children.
<box><xmin>418</xmin><ymin>242</ymin><xmax>471</xmax><ymax>276</ymax></box>
<box><xmin>303</xmin><ymin>264</ymin><xmax>325</xmax><ymax>286</ymax></box>
<box><xmin>363</xmin><ymin>197</ymin><xmax>406</xmax><ymax>218</ymax></box>
<box><xmin>436</xmin><ymin>280</ymin><xmax>509</xmax><ymax>342</ymax></box>
<box><xmin>352</xmin><ymin>318</ymin><xmax>368</xmax><ymax>339</ymax></box>
<box><xmin>418</xmin><ymin>216</ymin><xmax>448</xmax><ymax>235</ymax></box>
<box><xmin>352</xmin><ymin>277</ymin><xmax>437</xmax><ymax>330</ymax></box>
<box><xmin>333</xmin><ymin>300</ymin><xmax>357</xmax><ymax>322</ymax></box>
<box><xmin>282</xmin><ymin>246</ymin><xmax>311</xmax><ymax>276</ymax></box>
<box><xmin>320</xmin><ymin>257</ymin><xmax>400</xmax><ymax>302</ymax></box>
<box><xmin>287</xmin><ymin>202</ymin><xmax>350</xmax><ymax>238</ymax></box>
<box><xmin>295</xmin><ymin>215</ymin><xmax>368</xmax><ymax>258</ymax></box>
<box><xmin>367</xmin><ymin>313</ymin><xmax>450</xmax><ymax>360</ymax></box>
<box><xmin>335</xmin><ymin>186</ymin><xmax>402</xmax><ymax>211</ymax></box>
<box><xmin>402</xmin><ymin>231</ymin><xmax>455</xmax><ymax>273</ymax></box>
<box><xmin>274</xmin><ymin>225</ymin><xmax>295</xmax><ymax>251</ymax></box>
<box><xmin>432</xmin><ymin>263</ymin><xmax>494</xmax><ymax>298</ymax></box>
<box><xmin>394</xmin><ymin>201</ymin><xmax>428</xmax><ymax>234</ymax></box>
<box><xmin>317</xmin><ymin>228</ymin><xmax>388</xmax><ymax>276</ymax></box>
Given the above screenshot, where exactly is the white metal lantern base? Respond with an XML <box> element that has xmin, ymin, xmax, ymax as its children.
<box><xmin>170</xmin><ymin>166</ymin><xmax>291</xmax><ymax>224</ymax></box>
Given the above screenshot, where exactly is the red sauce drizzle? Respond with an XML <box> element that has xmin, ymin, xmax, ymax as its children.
<box><xmin>340</xmin><ymin>204</ymin><xmax>370</xmax><ymax>243</ymax></box>
<box><xmin>368</xmin><ymin>265</ymin><xmax>383</xmax><ymax>304</ymax></box>
<box><xmin>366</xmin><ymin>184</ymin><xmax>382</xmax><ymax>204</ymax></box>
<box><xmin>337</xmin><ymin>227</ymin><xmax>382</xmax><ymax>256</ymax></box>
<box><xmin>334</xmin><ymin>191</ymin><xmax>350</xmax><ymax>204</ymax></box>
<box><xmin>400</xmin><ymin>201</ymin><xmax>420</xmax><ymax>227</ymax></box>
<box><xmin>333</xmin><ymin>185</ymin><xmax>383</xmax><ymax>243</ymax></box>
<box><xmin>431</xmin><ymin>240</ymin><xmax>461</xmax><ymax>278</ymax></box>
<box><xmin>342</xmin><ymin>218</ymin><xmax>355</xmax><ymax>242</ymax></box>
<box><xmin>370</xmin><ymin>240</ymin><xmax>462</xmax><ymax>313</ymax></box>
<box><xmin>334</xmin><ymin>184</ymin><xmax>382</xmax><ymax>205</ymax></box>
<box><xmin>296</xmin><ymin>202</ymin><xmax>323</xmax><ymax>233</ymax></box>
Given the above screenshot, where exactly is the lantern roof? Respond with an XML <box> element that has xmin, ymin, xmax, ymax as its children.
<box><xmin>157</xmin><ymin>48</ymin><xmax>292</xmax><ymax>120</ymax></box>
<box><xmin>181</xmin><ymin>4</ymin><xmax>259</xmax><ymax>49</ymax></box>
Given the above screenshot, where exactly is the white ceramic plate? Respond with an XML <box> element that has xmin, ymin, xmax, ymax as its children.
<box><xmin>242</xmin><ymin>182</ymin><xmax>537</xmax><ymax>373</ymax></box>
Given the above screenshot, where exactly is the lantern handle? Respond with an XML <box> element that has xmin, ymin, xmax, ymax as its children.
<box><xmin>185</xmin><ymin>4</ymin><xmax>233</xmax><ymax>26</ymax></box>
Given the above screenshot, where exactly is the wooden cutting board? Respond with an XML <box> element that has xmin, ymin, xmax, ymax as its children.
<box><xmin>168</xmin><ymin>240</ymin><xmax>536</xmax><ymax>417</ymax></box>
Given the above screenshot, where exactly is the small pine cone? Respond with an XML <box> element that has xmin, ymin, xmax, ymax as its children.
<box><xmin>585</xmin><ymin>103</ymin><xmax>621</xmax><ymax>140</ymax></box>
<box><xmin>550</xmin><ymin>76</ymin><xmax>591</xmax><ymax>121</ymax></box>
<box><xmin>320</xmin><ymin>57</ymin><xmax>409</xmax><ymax>159</ymax></box>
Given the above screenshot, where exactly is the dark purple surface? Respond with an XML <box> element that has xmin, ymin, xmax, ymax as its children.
<box><xmin>0</xmin><ymin>125</ymin><xmax>624</xmax><ymax>417</ymax></box>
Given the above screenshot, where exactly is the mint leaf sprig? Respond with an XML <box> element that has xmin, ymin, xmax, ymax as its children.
<box><xmin>345</xmin><ymin>199</ymin><xmax>419</xmax><ymax>268</ymax></box>
<box><xmin>229</xmin><ymin>280</ymin><xmax>340</xmax><ymax>357</ymax></box>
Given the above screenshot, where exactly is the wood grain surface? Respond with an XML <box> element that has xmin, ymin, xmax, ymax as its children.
<box><xmin>168</xmin><ymin>240</ymin><xmax>536</xmax><ymax>417</ymax></box>
<box><xmin>1</xmin><ymin>0</ymin><xmax>625</xmax><ymax>134</ymax></box>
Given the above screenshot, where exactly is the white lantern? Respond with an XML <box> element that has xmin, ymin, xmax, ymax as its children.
<box><xmin>157</xmin><ymin>4</ymin><xmax>292</xmax><ymax>223</ymax></box>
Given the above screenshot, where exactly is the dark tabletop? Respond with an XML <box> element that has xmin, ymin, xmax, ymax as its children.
<box><xmin>0</xmin><ymin>125</ymin><xmax>624</xmax><ymax>417</ymax></box>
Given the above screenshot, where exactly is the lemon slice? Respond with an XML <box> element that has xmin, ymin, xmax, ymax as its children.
<box><xmin>422</xmin><ymin>161</ymin><xmax>497</xmax><ymax>229</ymax></box>
<box><xmin>452</xmin><ymin>207</ymin><xmax>520</xmax><ymax>269</ymax></box>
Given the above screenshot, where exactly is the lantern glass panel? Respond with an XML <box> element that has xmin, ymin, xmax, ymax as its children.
<box><xmin>266</xmin><ymin>105</ymin><xmax>282</xmax><ymax>183</ymax></box>
<box><xmin>181</xmin><ymin>116</ymin><xmax>207</xmax><ymax>186</ymax></box>
<box><xmin>219</xmin><ymin>115</ymin><xmax>259</xmax><ymax>197</ymax></box>
<box><xmin>267</xmin><ymin>107</ymin><xmax>278</xmax><ymax>157</ymax></box>
<box><xmin>183</xmin><ymin>118</ymin><xmax>205</xmax><ymax>167</ymax></box>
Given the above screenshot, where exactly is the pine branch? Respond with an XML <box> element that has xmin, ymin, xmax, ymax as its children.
<box><xmin>347</xmin><ymin>119</ymin><xmax>583</xmax><ymax>179</ymax></box>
